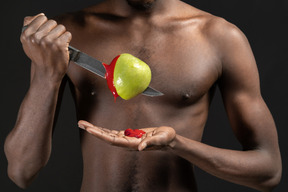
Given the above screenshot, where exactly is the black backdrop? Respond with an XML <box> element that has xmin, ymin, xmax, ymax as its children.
<box><xmin>0</xmin><ymin>0</ymin><xmax>287</xmax><ymax>191</ymax></box>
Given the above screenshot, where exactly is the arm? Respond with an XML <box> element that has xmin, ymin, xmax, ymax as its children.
<box><xmin>4</xmin><ymin>13</ymin><xmax>72</xmax><ymax>189</ymax></box>
<box><xmin>169</xmin><ymin>20</ymin><xmax>282</xmax><ymax>191</ymax></box>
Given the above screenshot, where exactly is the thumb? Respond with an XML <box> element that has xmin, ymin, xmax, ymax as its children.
<box><xmin>23</xmin><ymin>13</ymin><xmax>45</xmax><ymax>26</ymax></box>
<box><xmin>138</xmin><ymin>136</ymin><xmax>159</xmax><ymax>151</ymax></box>
<box><xmin>138</xmin><ymin>141</ymin><xmax>147</xmax><ymax>151</ymax></box>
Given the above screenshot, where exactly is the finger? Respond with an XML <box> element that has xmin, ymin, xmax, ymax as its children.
<box><xmin>78</xmin><ymin>121</ymin><xmax>138</xmax><ymax>149</ymax></box>
<box><xmin>111</xmin><ymin>130</ymin><xmax>120</xmax><ymax>134</ymax></box>
<box><xmin>78</xmin><ymin>120</ymin><xmax>118</xmax><ymax>134</ymax></box>
<box><xmin>57</xmin><ymin>31</ymin><xmax>72</xmax><ymax>45</ymax></box>
<box><xmin>28</xmin><ymin>20</ymin><xmax>58</xmax><ymax>44</ymax></box>
<box><xmin>78</xmin><ymin>120</ymin><xmax>118</xmax><ymax>141</ymax></box>
<box><xmin>138</xmin><ymin>134</ymin><xmax>159</xmax><ymax>151</ymax></box>
<box><xmin>44</xmin><ymin>24</ymin><xmax>66</xmax><ymax>40</ymax></box>
<box><xmin>78</xmin><ymin>120</ymin><xmax>96</xmax><ymax>130</ymax></box>
<box><xmin>85</xmin><ymin>126</ymin><xmax>113</xmax><ymax>138</ymax></box>
<box><xmin>22</xmin><ymin>14</ymin><xmax>48</xmax><ymax>35</ymax></box>
<box><xmin>138</xmin><ymin>140</ymin><xmax>148</xmax><ymax>151</ymax></box>
<box><xmin>140</xmin><ymin>130</ymin><xmax>153</xmax><ymax>141</ymax></box>
<box><xmin>23</xmin><ymin>13</ymin><xmax>45</xmax><ymax>26</ymax></box>
<box><xmin>79</xmin><ymin>121</ymin><xmax>113</xmax><ymax>138</ymax></box>
<box><xmin>37</xmin><ymin>19</ymin><xmax>57</xmax><ymax>34</ymax></box>
<box><xmin>85</xmin><ymin>126</ymin><xmax>127</xmax><ymax>145</ymax></box>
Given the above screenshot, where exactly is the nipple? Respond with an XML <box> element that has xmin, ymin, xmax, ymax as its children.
<box><xmin>182</xmin><ymin>93</ymin><xmax>191</xmax><ymax>101</ymax></box>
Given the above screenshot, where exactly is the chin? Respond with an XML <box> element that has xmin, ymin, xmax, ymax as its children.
<box><xmin>126</xmin><ymin>0</ymin><xmax>157</xmax><ymax>10</ymax></box>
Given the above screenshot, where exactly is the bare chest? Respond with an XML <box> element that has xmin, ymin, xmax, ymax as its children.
<box><xmin>68</xmin><ymin>28</ymin><xmax>221</xmax><ymax>106</ymax></box>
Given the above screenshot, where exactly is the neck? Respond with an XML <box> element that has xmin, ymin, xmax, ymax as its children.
<box><xmin>107</xmin><ymin>0</ymin><xmax>176</xmax><ymax>17</ymax></box>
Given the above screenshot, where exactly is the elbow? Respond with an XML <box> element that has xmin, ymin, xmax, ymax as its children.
<box><xmin>4</xmin><ymin>136</ymin><xmax>47</xmax><ymax>189</ymax></box>
<box><xmin>254</xmin><ymin>159</ymin><xmax>282</xmax><ymax>192</ymax></box>
<box><xmin>7</xmin><ymin>165</ymin><xmax>37</xmax><ymax>189</ymax></box>
<box><xmin>259</xmin><ymin>169</ymin><xmax>282</xmax><ymax>192</ymax></box>
<box><xmin>5</xmin><ymin>157</ymin><xmax>46</xmax><ymax>189</ymax></box>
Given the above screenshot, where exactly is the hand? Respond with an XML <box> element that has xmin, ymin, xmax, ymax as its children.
<box><xmin>78</xmin><ymin>120</ymin><xmax>176</xmax><ymax>151</ymax></box>
<box><xmin>20</xmin><ymin>13</ymin><xmax>72</xmax><ymax>83</ymax></box>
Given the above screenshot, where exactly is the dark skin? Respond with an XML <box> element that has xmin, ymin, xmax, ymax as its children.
<box><xmin>4</xmin><ymin>0</ymin><xmax>282</xmax><ymax>191</ymax></box>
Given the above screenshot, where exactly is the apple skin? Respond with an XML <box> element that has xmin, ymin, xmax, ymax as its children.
<box><xmin>113</xmin><ymin>53</ymin><xmax>152</xmax><ymax>100</ymax></box>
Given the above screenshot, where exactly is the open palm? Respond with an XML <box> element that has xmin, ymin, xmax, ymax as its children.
<box><xmin>78</xmin><ymin>120</ymin><xmax>176</xmax><ymax>151</ymax></box>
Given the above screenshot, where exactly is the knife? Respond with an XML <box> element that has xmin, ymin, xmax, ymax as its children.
<box><xmin>22</xmin><ymin>26</ymin><xmax>163</xmax><ymax>97</ymax></box>
<box><xmin>68</xmin><ymin>46</ymin><xmax>163</xmax><ymax>97</ymax></box>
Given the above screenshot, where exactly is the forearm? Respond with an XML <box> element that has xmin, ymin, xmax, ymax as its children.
<box><xmin>169</xmin><ymin>135</ymin><xmax>281</xmax><ymax>192</ymax></box>
<box><xmin>4</xmin><ymin>78</ymin><xmax>62</xmax><ymax>188</ymax></box>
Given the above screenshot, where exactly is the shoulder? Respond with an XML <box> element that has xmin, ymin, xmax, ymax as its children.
<box><xmin>201</xmin><ymin>14</ymin><xmax>251</xmax><ymax>60</ymax></box>
<box><xmin>186</xmin><ymin>8</ymin><xmax>257</xmax><ymax>81</ymax></box>
<box><xmin>202</xmin><ymin>16</ymin><xmax>259</xmax><ymax>93</ymax></box>
<box><xmin>179</xmin><ymin>3</ymin><xmax>249</xmax><ymax>53</ymax></box>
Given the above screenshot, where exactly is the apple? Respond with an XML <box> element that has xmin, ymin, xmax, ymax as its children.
<box><xmin>104</xmin><ymin>53</ymin><xmax>152</xmax><ymax>100</ymax></box>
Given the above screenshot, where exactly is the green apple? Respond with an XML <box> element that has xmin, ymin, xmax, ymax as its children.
<box><xmin>113</xmin><ymin>53</ymin><xmax>152</xmax><ymax>100</ymax></box>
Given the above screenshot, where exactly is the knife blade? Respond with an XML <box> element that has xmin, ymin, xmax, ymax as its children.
<box><xmin>21</xmin><ymin>25</ymin><xmax>163</xmax><ymax>97</ymax></box>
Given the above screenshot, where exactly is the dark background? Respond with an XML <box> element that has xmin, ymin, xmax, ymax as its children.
<box><xmin>0</xmin><ymin>0</ymin><xmax>287</xmax><ymax>191</ymax></box>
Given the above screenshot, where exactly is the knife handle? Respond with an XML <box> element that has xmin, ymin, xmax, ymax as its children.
<box><xmin>68</xmin><ymin>46</ymin><xmax>81</xmax><ymax>62</ymax></box>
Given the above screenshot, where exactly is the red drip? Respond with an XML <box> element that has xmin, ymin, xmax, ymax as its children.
<box><xmin>103</xmin><ymin>55</ymin><xmax>121</xmax><ymax>101</ymax></box>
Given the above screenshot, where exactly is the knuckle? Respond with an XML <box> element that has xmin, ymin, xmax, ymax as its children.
<box><xmin>20</xmin><ymin>33</ymin><xmax>27</xmax><ymax>43</ymax></box>
<box><xmin>20</xmin><ymin>30</ymin><xmax>34</xmax><ymax>44</ymax></box>
<box><xmin>57</xmin><ymin>24</ymin><xmax>66</xmax><ymax>31</ymax></box>
<box><xmin>39</xmin><ymin>36</ymin><xmax>52</xmax><ymax>47</ymax></box>
<box><xmin>32</xmin><ymin>32</ymin><xmax>42</xmax><ymax>43</ymax></box>
<box><xmin>56</xmin><ymin>37</ymin><xmax>69</xmax><ymax>47</ymax></box>
<box><xmin>54</xmin><ymin>39</ymin><xmax>63</xmax><ymax>48</ymax></box>
<box><xmin>23</xmin><ymin>14</ymin><xmax>47</xmax><ymax>26</ymax></box>
<box><xmin>39</xmin><ymin>39</ymin><xmax>46</xmax><ymax>47</ymax></box>
<box><xmin>48</xmin><ymin>19</ymin><xmax>57</xmax><ymax>26</ymax></box>
<box><xmin>53</xmin><ymin>39</ymin><xmax>67</xmax><ymax>51</ymax></box>
<box><xmin>65</xmin><ymin>31</ymin><xmax>72</xmax><ymax>38</ymax></box>
<box><xmin>21</xmin><ymin>29</ymin><xmax>30</xmax><ymax>38</ymax></box>
<box><xmin>39</xmin><ymin>15</ymin><xmax>48</xmax><ymax>22</ymax></box>
<box><xmin>63</xmin><ymin>31</ymin><xmax>72</xmax><ymax>42</ymax></box>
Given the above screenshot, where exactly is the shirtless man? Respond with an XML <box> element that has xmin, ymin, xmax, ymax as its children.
<box><xmin>4</xmin><ymin>0</ymin><xmax>282</xmax><ymax>191</ymax></box>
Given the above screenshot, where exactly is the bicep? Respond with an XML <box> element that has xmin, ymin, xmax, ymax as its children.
<box><xmin>217</xmin><ymin>24</ymin><xmax>278</xmax><ymax>152</ymax></box>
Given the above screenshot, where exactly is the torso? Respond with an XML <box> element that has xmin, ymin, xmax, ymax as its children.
<box><xmin>58</xmin><ymin>2</ymin><xmax>222</xmax><ymax>191</ymax></box>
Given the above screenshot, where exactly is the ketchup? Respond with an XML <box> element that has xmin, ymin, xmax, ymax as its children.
<box><xmin>124</xmin><ymin>128</ymin><xmax>146</xmax><ymax>138</ymax></box>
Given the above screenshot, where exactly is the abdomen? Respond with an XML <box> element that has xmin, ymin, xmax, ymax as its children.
<box><xmin>80</xmin><ymin>135</ymin><xmax>197</xmax><ymax>192</ymax></box>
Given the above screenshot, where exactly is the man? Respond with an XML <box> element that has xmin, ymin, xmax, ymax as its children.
<box><xmin>4</xmin><ymin>0</ymin><xmax>282</xmax><ymax>191</ymax></box>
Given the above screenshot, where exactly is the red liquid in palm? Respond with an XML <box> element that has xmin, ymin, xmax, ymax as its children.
<box><xmin>124</xmin><ymin>128</ymin><xmax>146</xmax><ymax>138</ymax></box>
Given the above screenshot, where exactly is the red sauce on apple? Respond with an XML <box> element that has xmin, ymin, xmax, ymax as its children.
<box><xmin>103</xmin><ymin>55</ymin><xmax>121</xmax><ymax>101</ymax></box>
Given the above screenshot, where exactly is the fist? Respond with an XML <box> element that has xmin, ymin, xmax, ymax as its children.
<box><xmin>20</xmin><ymin>13</ymin><xmax>72</xmax><ymax>83</ymax></box>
